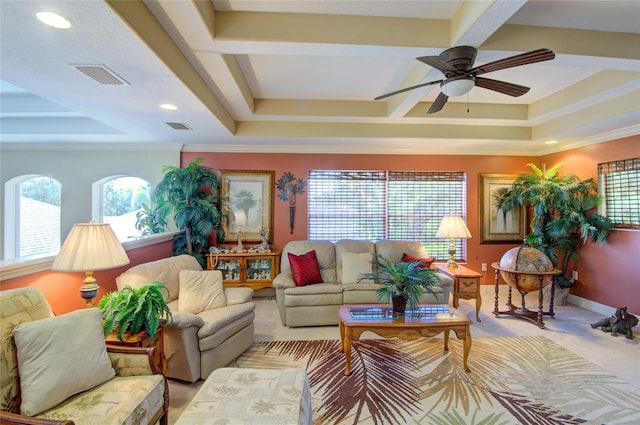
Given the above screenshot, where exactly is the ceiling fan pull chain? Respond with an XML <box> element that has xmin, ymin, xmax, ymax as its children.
<box><xmin>467</xmin><ymin>93</ymin><xmax>470</xmax><ymax>113</ymax></box>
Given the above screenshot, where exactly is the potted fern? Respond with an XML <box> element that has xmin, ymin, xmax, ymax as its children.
<box><xmin>359</xmin><ymin>254</ymin><xmax>441</xmax><ymax>317</ymax></box>
<box><xmin>99</xmin><ymin>282</ymin><xmax>172</xmax><ymax>341</ymax></box>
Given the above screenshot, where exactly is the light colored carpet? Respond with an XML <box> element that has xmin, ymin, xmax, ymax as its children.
<box><xmin>236</xmin><ymin>336</ymin><xmax>640</xmax><ymax>424</ymax></box>
<box><xmin>168</xmin><ymin>286</ymin><xmax>640</xmax><ymax>424</ymax></box>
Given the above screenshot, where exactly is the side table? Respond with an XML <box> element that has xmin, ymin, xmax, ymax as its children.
<box><xmin>435</xmin><ymin>264</ymin><xmax>482</xmax><ymax>322</ymax></box>
<box><xmin>105</xmin><ymin>327</ymin><xmax>166</xmax><ymax>374</ymax></box>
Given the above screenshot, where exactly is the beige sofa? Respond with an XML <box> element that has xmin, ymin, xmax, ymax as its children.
<box><xmin>273</xmin><ymin>240</ymin><xmax>454</xmax><ymax>327</ymax></box>
<box><xmin>116</xmin><ymin>255</ymin><xmax>256</xmax><ymax>382</ymax></box>
<box><xmin>0</xmin><ymin>287</ymin><xmax>168</xmax><ymax>425</ymax></box>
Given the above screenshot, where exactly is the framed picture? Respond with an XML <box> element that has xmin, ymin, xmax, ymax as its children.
<box><xmin>479</xmin><ymin>174</ymin><xmax>527</xmax><ymax>244</ymax></box>
<box><xmin>220</xmin><ymin>170</ymin><xmax>274</xmax><ymax>243</ymax></box>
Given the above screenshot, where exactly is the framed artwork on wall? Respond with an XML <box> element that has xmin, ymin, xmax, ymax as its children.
<box><xmin>220</xmin><ymin>170</ymin><xmax>274</xmax><ymax>243</ymax></box>
<box><xmin>479</xmin><ymin>173</ymin><xmax>527</xmax><ymax>244</ymax></box>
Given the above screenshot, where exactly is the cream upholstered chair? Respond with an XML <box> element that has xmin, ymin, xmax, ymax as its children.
<box><xmin>0</xmin><ymin>287</ymin><xmax>168</xmax><ymax>425</ymax></box>
<box><xmin>116</xmin><ymin>254</ymin><xmax>256</xmax><ymax>382</ymax></box>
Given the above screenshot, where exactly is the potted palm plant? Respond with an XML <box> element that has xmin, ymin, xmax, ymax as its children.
<box><xmin>98</xmin><ymin>282</ymin><xmax>172</xmax><ymax>341</ymax></box>
<box><xmin>152</xmin><ymin>157</ymin><xmax>227</xmax><ymax>267</ymax></box>
<box><xmin>359</xmin><ymin>254</ymin><xmax>441</xmax><ymax>317</ymax></box>
<box><xmin>495</xmin><ymin>163</ymin><xmax>614</xmax><ymax>300</ymax></box>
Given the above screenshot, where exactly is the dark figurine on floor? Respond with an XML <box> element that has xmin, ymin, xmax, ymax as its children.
<box><xmin>591</xmin><ymin>306</ymin><xmax>639</xmax><ymax>339</ymax></box>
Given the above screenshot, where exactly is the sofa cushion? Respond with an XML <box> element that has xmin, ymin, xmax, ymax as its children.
<box><xmin>375</xmin><ymin>240</ymin><xmax>430</xmax><ymax>264</ymax></box>
<box><xmin>13</xmin><ymin>308</ymin><xmax>115</xmax><ymax>416</ymax></box>
<box><xmin>197</xmin><ymin>303</ymin><xmax>256</xmax><ymax>352</ymax></box>
<box><xmin>401</xmin><ymin>252</ymin><xmax>436</xmax><ymax>270</ymax></box>
<box><xmin>179</xmin><ymin>270</ymin><xmax>227</xmax><ymax>313</ymax></box>
<box><xmin>288</xmin><ymin>250</ymin><xmax>323</xmax><ymax>286</ymax></box>
<box><xmin>0</xmin><ymin>287</ymin><xmax>55</xmax><ymax>414</ymax></box>
<box><xmin>116</xmin><ymin>254</ymin><xmax>202</xmax><ymax>303</ymax></box>
<box><xmin>335</xmin><ymin>240</ymin><xmax>375</xmax><ymax>284</ymax></box>
<box><xmin>37</xmin><ymin>375</ymin><xmax>165</xmax><ymax>425</ymax></box>
<box><xmin>341</xmin><ymin>252</ymin><xmax>374</xmax><ymax>284</ymax></box>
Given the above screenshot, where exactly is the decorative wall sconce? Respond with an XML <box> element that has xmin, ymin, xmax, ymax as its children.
<box><xmin>276</xmin><ymin>172</ymin><xmax>306</xmax><ymax>234</ymax></box>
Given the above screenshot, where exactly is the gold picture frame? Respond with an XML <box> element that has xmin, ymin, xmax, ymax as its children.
<box><xmin>479</xmin><ymin>173</ymin><xmax>527</xmax><ymax>244</ymax></box>
<box><xmin>220</xmin><ymin>170</ymin><xmax>274</xmax><ymax>243</ymax></box>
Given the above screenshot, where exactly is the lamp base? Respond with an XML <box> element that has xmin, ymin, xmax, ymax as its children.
<box><xmin>447</xmin><ymin>239</ymin><xmax>459</xmax><ymax>269</ymax></box>
<box><xmin>80</xmin><ymin>272</ymin><xmax>99</xmax><ymax>307</ymax></box>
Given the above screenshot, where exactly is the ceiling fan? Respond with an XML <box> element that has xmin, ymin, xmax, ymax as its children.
<box><xmin>375</xmin><ymin>46</ymin><xmax>556</xmax><ymax>114</ymax></box>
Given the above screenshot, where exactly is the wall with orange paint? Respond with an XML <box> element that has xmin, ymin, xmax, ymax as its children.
<box><xmin>182</xmin><ymin>152</ymin><xmax>537</xmax><ymax>286</ymax></box>
<box><xmin>1</xmin><ymin>240</ymin><xmax>173</xmax><ymax>315</ymax></box>
<box><xmin>540</xmin><ymin>136</ymin><xmax>640</xmax><ymax>313</ymax></box>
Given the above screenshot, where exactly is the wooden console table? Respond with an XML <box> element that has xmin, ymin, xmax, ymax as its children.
<box><xmin>435</xmin><ymin>264</ymin><xmax>482</xmax><ymax>322</ymax></box>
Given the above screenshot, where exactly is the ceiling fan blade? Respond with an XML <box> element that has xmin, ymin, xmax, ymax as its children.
<box><xmin>469</xmin><ymin>48</ymin><xmax>555</xmax><ymax>76</ymax></box>
<box><xmin>374</xmin><ymin>79</ymin><xmax>441</xmax><ymax>100</ymax></box>
<box><xmin>416</xmin><ymin>56</ymin><xmax>458</xmax><ymax>75</ymax></box>
<box><xmin>475</xmin><ymin>77</ymin><xmax>530</xmax><ymax>97</ymax></box>
<box><xmin>427</xmin><ymin>92</ymin><xmax>449</xmax><ymax>114</ymax></box>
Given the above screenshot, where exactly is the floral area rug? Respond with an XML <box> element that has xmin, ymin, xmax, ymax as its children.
<box><xmin>235</xmin><ymin>336</ymin><xmax>640</xmax><ymax>425</ymax></box>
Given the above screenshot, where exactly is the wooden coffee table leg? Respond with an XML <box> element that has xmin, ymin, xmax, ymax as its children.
<box><xmin>443</xmin><ymin>328</ymin><xmax>450</xmax><ymax>351</ymax></box>
<box><xmin>462</xmin><ymin>326</ymin><xmax>471</xmax><ymax>372</ymax></box>
<box><xmin>344</xmin><ymin>330</ymin><xmax>352</xmax><ymax>376</ymax></box>
<box><xmin>339</xmin><ymin>320</ymin><xmax>345</xmax><ymax>352</ymax></box>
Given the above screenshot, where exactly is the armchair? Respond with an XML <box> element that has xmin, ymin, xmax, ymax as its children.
<box><xmin>0</xmin><ymin>287</ymin><xmax>168</xmax><ymax>425</ymax></box>
<box><xmin>116</xmin><ymin>255</ymin><xmax>256</xmax><ymax>382</ymax></box>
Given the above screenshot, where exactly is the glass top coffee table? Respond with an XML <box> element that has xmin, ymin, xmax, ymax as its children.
<box><xmin>338</xmin><ymin>304</ymin><xmax>472</xmax><ymax>375</ymax></box>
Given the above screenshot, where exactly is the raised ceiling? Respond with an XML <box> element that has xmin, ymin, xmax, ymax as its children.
<box><xmin>0</xmin><ymin>0</ymin><xmax>638</xmax><ymax>155</ymax></box>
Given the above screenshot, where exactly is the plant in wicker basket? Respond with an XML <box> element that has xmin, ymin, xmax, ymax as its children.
<box><xmin>359</xmin><ymin>254</ymin><xmax>441</xmax><ymax>316</ymax></box>
<box><xmin>98</xmin><ymin>282</ymin><xmax>172</xmax><ymax>341</ymax></box>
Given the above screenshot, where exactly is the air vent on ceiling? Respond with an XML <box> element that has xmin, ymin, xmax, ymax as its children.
<box><xmin>166</xmin><ymin>122</ymin><xmax>192</xmax><ymax>130</ymax></box>
<box><xmin>71</xmin><ymin>64</ymin><xmax>130</xmax><ymax>85</ymax></box>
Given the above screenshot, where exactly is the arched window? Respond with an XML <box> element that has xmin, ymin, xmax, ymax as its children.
<box><xmin>93</xmin><ymin>176</ymin><xmax>151</xmax><ymax>242</ymax></box>
<box><xmin>4</xmin><ymin>175</ymin><xmax>61</xmax><ymax>260</ymax></box>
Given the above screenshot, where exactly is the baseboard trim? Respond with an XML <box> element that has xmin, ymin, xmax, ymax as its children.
<box><xmin>568</xmin><ymin>294</ymin><xmax>621</xmax><ymax>317</ymax></box>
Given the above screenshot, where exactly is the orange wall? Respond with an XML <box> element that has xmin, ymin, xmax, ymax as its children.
<box><xmin>182</xmin><ymin>151</ymin><xmax>536</xmax><ymax>286</ymax></box>
<box><xmin>0</xmin><ymin>240</ymin><xmax>173</xmax><ymax>315</ymax></box>
<box><xmin>540</xmin><ymin>136</ymin><xmax>640</xmax><ymax>313</ymax></box>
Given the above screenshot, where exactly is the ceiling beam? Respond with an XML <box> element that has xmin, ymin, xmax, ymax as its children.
<box><xmin>106</xmin><ymin>0</ymin><xmax>236</xmax><ymax>134</ymax></box>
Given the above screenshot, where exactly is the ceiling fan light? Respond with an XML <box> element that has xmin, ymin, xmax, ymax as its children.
<box><xmin>441</xmin><ymin>78</ymin><xmax>475</xmax><ymax>97</ymax></box>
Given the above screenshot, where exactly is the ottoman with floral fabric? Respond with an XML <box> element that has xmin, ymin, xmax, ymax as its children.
<box><xmin>175</xmin><ymin>367</ymin><xmax>312</xmax><ymax>424</ymax></box>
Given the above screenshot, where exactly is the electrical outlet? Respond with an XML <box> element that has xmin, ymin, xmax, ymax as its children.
<box><xmin>481</xmin><ymin>263</ymin><xmax>487</xmax><ymax>272</ymax></box>
<box><xmin>572</xmin><ymin>270</ymin><xmax>578</xmax><ymax>280</ymax></box>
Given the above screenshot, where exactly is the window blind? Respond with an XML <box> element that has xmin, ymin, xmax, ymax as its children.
<box><xmin>308</xmin><ymin>170</ymin><xmax>467</xmax><ymax>261</ymax></box>
<box><xmin>598</xmin><ymin>158</ymin><xmax>640</xmax><ymax>229</ymax></box>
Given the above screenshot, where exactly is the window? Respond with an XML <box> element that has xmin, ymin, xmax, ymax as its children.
<box><xmin>3</xmin><ymin>175</ymin><xmax>61</xmax><ymax>260</ymax></box>
<box><xmin>598</xmin><ymin>158</ymin><xmax>640</xmax><ymax>229</ymax></box>
<box><xmin>94</xmin><ymin>176</ymin><xmax>151</xmax><ymax>242</ymax></box>
<box><xmin>308</xmin><ymin>170</ymin><xmax>467</xmax><ymax>260</ymax></box>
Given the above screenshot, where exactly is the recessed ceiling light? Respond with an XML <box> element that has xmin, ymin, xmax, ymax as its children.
<box><xmin>545</xmin><ymin>140</ymin><xmax>558</xmax><ymax>145</ymax></box>
<box><xmin>36</xmin><ymin>11</ymin><xmax>72</xmax><ymax>29</ymax></box>
<box><xmin>159</xmin><ymin>103</ymin><xmax>179</xmax><ymax>111</ymax></box>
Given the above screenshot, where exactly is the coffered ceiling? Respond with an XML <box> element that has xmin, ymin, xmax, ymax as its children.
<box><xmin>1</xmin><ymin>0</ymin><xmax>639</xmax><ymax>155</ymax></box>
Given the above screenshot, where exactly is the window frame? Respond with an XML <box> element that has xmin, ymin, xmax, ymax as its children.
<box><xmin>598</xmin><ymin>158</ymin><xmax>640</xmax><ymax>230</ymax></box>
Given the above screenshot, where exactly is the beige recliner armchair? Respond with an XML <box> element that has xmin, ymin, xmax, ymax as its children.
<box><xmin>0</xmin><ymin>287</ymin><xmax>168</xmax><ymax>425</ymax></box>
<box><xmin>116</xmin><ymin>254</ymin><xmax>256</xmax><ymax>382</ymax></box>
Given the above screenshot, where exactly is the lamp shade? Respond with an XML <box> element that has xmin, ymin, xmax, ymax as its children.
<box><xmin>52</xmin><ymin>223</ymin><xmax>130</xmax><ymax>272</ymax></box>
<box><xmin>441</xmin><ymin>77</ymin><xmax>475</xmax><ymax>97</ymax></box>
<box><xmin>435</xmin><ymin>216</ymin><xmax>472</xmax><ymax>239</ymax></box>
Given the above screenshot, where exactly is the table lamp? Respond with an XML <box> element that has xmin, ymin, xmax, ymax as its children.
<box><xmin>436</xmin><ymin>216</ymin><xmax>472</xmax><ymax>269</ymax></box>
<box><xmin>52</xmin><ymin>222</ymin><xmax>130</xmax><ymax>307</ymax></box>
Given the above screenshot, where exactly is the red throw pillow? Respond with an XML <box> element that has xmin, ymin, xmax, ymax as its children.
<box><xmin>288</xmin><ymin>250</ymin><xmax>323</xmax><ymax>286</ymax></box>
<box><xmin>401</xmin><ymin>253</ymin><xmax>436</xmax><ymax>270</ymax></box>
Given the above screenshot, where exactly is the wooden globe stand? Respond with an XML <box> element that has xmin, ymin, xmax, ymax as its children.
<box><xmin>491</xmin><ymin>262</ymin><xmax>560</xmax><ymax>329</ymax></box>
